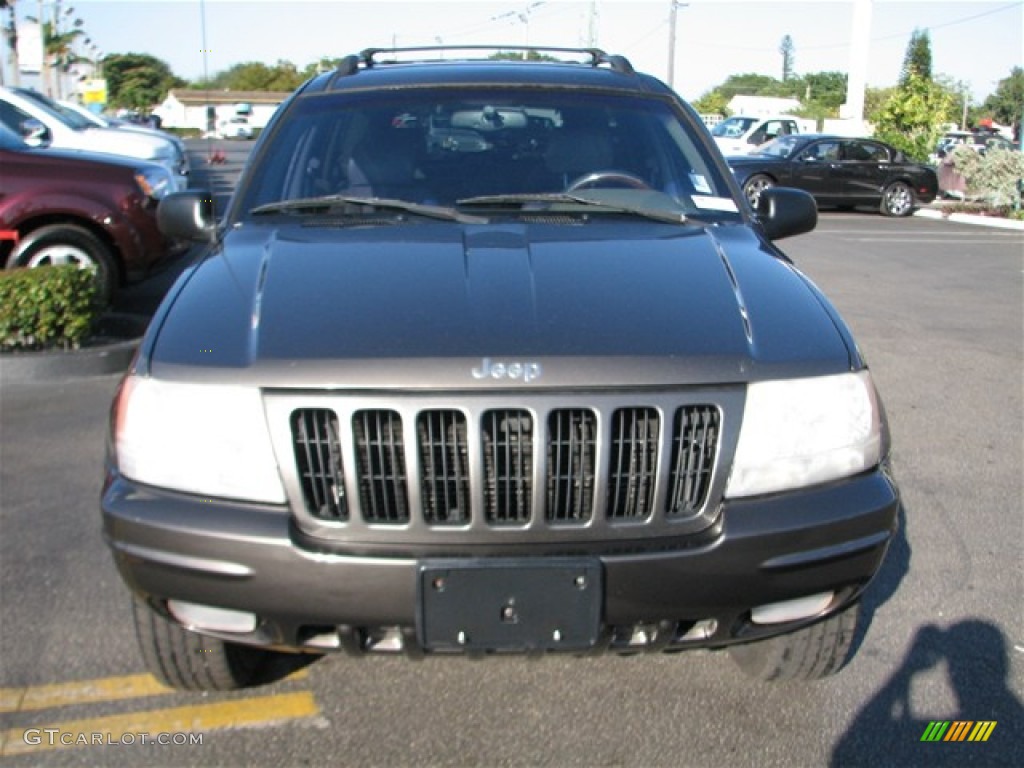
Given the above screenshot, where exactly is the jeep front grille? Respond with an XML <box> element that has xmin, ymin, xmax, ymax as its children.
<box><xmin>284</xmin><ymin>395</ymin><xmax>724</xmax><ymax>542</ymax></box>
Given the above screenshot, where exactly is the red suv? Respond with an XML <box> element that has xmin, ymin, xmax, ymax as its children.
<box><xmin>0</xmin><ymin>124</ymin><xmax>183</xmax><ymax>303</ymax></box>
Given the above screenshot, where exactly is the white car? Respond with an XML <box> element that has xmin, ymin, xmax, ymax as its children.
<box><xmin>0</xmin><ymin>87</ymin><xmax>188</xmax><ymax>190</ymax></box>
<box><xmin>58</xmin><ymin>99</ymin><xmax>190</xmax><ymax>180</ymax></box>
<box><xmin>216</xmin><ymin>117</ymin><xmax>253</xmax><ymax>140</ymax></box>
<box><xmin>712</xmin><ymin>115</ymin><xmax>802</xmax><ymax>156</ymax></box>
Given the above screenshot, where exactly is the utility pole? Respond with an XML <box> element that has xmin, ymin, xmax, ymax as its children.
<box><xmin>667</xmin><ymin>1</ymin><xmax>687</xmax><ymax>90</ymax></box>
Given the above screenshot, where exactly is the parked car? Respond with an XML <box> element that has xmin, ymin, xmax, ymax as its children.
<box><xmin>58</xmin><ymin>99</ymin><xmax>190</xmax><ymax>180</ymax></box>
<box><xmin>0</xmin><ymin>86</ymin><xmax>188</xmax><ymax>190</ymax></box>
<box><xmin>0</xmin><ymin>124</ymin><xmax>181</xmax><ymax>303</ymax></box>
<box><xmin>103</xmin><ymin>47</ymin><xmax>898</xmax><ymax>691</ymax></box>
<box><xmin>215</xmin><ymin>116</ymin><xmax>253</xmax><ymax>140</ymax></box>
<box><xmin>727</xmin><ymin>134</ymin><xmax>938</xmax><ymax>216</ymax></box>
<box><xmin>711</xmin><ymin>114</ymin><xmax>802</xmax><ymax>155</ymax></box>
<box><xmin>930</xmin><ymin>129</ymin><xmax>1017</xmax><ymax>164</ymax></box>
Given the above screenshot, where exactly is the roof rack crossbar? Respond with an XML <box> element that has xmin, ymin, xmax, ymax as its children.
<box><xmin>355</xmin><ymin>45</ymin><xmax>635</xmax><ymax>73</ymax></box>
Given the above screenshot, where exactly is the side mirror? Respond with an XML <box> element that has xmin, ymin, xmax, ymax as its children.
<box><xmin>157</xmin><ymin>191</ymin><xmax>218</xmax><ymax>243</ymax></box>
<box><xmin>20</xmin><ymin>118</ymin><xmax>50</xmax><ymax>148</ymax></box>
<box><xmin>756</xmin><ymin>187</ymin><xmax>817</xmax><ymax>241</ymax></box>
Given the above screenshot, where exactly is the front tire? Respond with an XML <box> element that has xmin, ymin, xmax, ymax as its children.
<box><xmin>742</xmin><ymin>174</ymin><xmax>775</xmax><ymax>209</ymax></box>
<box><xmin>880</xmin><ymin>181</ymin><xmax>914</xmax><ymax>217</ymax></box>
<box><xmin>729</xmin><ymin>600</ymin><xmax>860</xmax><ymax>681</ymax></box>
<box><xmin>132</xmin><ymin>597</ymin><xmax>270</xmax><ymax>691</ymax></box>
<box><xmin>8</xmin><ymin>224</ymin><xmax>117</xmax><ymax>305</ymax></box>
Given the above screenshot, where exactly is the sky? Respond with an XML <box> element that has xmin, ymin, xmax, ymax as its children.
<box><xmin>7</xmin><ymin>0</ymin><xmax>1023</xmax><ymax>103</ymax></box>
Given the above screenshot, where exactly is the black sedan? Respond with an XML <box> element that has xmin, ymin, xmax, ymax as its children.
<box><xmin>727</xmin><ymin>134</ymin><xmax>938</xmax><ymax>216</ymax></box>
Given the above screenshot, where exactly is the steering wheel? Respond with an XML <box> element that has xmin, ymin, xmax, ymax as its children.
<box><xmin>565</xmin><ymin>170</ymin><xmax>652</xmax><ymax>192</ymax></box>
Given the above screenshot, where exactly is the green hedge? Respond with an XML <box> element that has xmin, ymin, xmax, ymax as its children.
<box><xmin>0</xmin><ymin>266</ymin><xmax>101</xmax><ymax>351</ymax></box>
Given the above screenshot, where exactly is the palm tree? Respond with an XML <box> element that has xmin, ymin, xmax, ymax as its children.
<box><xmin>42</xmin><ymin>19</ymin><xmax>84</xmax><ymax>97</ymax></box>
<box><xmin>1</xmin><ymin>0</ymin><xmax>20</xmax><ymax>86</ymax></box>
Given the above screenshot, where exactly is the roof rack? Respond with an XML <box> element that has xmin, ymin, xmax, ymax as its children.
<box><xmin>342</xmin><ymin>46</ymin><xmax>635</xmax><ymax>75</ymax></box>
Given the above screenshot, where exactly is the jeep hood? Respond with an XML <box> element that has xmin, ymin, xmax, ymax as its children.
<box><xmin>149</xmin><ymin>220</ymin><xmax>853</xmax><ymax>388</ymax></box>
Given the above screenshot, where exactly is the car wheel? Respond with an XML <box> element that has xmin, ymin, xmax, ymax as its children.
<box><xmin>880</xmin><ymin>181</ymin><xmax>914</xmax><ymax>217</ymax></box>
<box><xmin>132</xmin><ymin>597</ymin><xmax>271</xmax><ymax>691</ymax></box>
<box><xmin>728</xmin><ymin>600</ymin><xmax>860</xmax><ymax>681</ymax></box>
<box><xmin>742</xmin><ymin>174</ymin><xmax>774</xmax><ymax>209</ymax></box>
<box><xmin>8</xmin><ymin>224</ymin><xmax>117</xmax><ymax>305</ymax></box>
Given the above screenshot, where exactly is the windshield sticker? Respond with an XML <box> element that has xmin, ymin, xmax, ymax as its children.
<box><xmin>689</xmin><ymin>173</ymin><xmax>712</xmax><ymax>195</ymax></box>
<box><xmin>692</xmin><ymin>196</ymin><xmax>739</xmax><ymax>212</ymax></box>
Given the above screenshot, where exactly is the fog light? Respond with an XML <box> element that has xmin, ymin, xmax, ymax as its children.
<box><xmin>750</xmin><ymin>592</ymin><xmax>834</xmax><ymax>625</ymax></box>
<box><xmin>167</xmin><ymin>600</ymin><xmax>257</xmax><ymax>633</ymax></box>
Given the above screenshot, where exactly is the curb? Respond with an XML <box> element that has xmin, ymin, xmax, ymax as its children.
<box><xmin>914</xmin><ymin>206</ymin><xmax>1024</xmax><ymax>231</ymax></box>
<box><xmin>0</xmin><ymin>313</ymin><xmax>146</xmax><ymax>384</ymax></box>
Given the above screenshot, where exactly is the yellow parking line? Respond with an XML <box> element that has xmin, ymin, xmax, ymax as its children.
<box><xmin>0</xmin><ymin>675</ymin><xmax>171</xmax><ymax>714</ymax></box>
<box><xmin>0</xmin><ymin>691</ymin><xmax>320</xmax><ymax>755</ymax></box>
<box><xmin>0</xmin><ymin>668</ymin><xmax>308</xmax><ymax>714</ymax></box>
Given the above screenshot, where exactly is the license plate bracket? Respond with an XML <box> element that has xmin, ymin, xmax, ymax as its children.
<box><xmin>418</xmin><ymin>559</ymin><xmax>602</xmax><ymax>652</ymax></box>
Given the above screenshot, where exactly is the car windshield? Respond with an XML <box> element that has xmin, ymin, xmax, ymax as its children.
<box><xmin>710</xmin><ymin>117</ymin><xmax>758</xmax><ymax>138</ymax></box>
<box><xmin>14</xmin><ymin>88</ymin><xmax>94</xmax><ymax>130</ymax></box>
<box><xmin>236</xmin><ymin>88</ymin><xmax>737</xmax><ymax>220</ymax></box>
<box><xmin>750</xmin><ymin>135</ymin><xmax>802</xmax><ymax>158</ymax></box>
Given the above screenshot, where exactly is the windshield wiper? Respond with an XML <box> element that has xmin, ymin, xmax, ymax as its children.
<box><xmin>456</xmin><ymin>193</ymin><xmax>690</xmax><ymax>225</ymax></box>
<box><xmin>251</xmin><ymin>195</ymin><xmax>487</xmax><ymax>224</ymax></box>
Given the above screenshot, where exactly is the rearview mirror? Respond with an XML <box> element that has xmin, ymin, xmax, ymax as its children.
<box><xmin>20</xmin><ymin>119</ymin><xmax>50</xmax><ymax>148</ymax></box>
<box><xmin>157</xmin><ymin>191</ymin><xmax>218</xmax><ymax>243</ymax></box>
<box><xmin>756</xmin><ymin>187</ymin><xmax>817</xmax><ymax>241</ymax></box>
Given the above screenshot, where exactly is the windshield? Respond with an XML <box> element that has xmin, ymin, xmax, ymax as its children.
<box><xmin>236</xmin><ymin>88</ymin><xmax>737</xmax><ymax>220</ymax></box>
<box><xmin>710</xmin><ymin>117</ymin><xmax>758</xmax><ymax>138</ymax></box>
<box><xmin>13</xmin><ymin>88</ymin><xmax>94</xmax><ymax>130</ymax></box>
<box><xmin>750</xmin><ymin>135</ymin><xmax>803</xmax><ymax>158</ymax></box>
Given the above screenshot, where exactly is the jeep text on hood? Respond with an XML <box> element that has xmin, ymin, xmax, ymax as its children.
<box><xmin>103</xmin><ymin>47</ymin><xmax>898</xmax><ymax>691</ymax></box>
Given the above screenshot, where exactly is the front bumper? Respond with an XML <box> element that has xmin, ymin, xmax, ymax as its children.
<box><xmin>101</xmin><ymin>468</ymin><xmax>898</xmax><ymax>654</ymax></box>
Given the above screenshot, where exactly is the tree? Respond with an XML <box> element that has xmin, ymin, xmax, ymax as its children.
<box><xmin>779</xmin><ymin>35</ymin><xmax>794</xmax><ymax>82</ymax></box>
<box><xmin>982</xmin><ymin>66</ymin><xmax>1024</xmax><ymax>141</ymax></box>
<box><xmin>691</xmin><ymin>89</ymin><xmax>730</xmax><ymax>117</ymax></box>
<box><xmin>103</xmin><ymin>53</ymin><xmax>184</xmax><ymax>110</ymax></box>
<box><xmin>900</xmin><ymin>28</ymin><xmax>932</xmax><ymax>86</ymax></box>
<box><xmin>488</xmin><ymin>50</ymin><xmax>558</xmax><ymax>62</ymax></box>
<box><xmin>192</xmin><ymin>60</ymin><xmax>303</xmax><ymax>92</ymax></box>
<box><xmin>872</xmin><ymin>73</ymin><xmax>953</xmax><ymax>161</ymax></box>
<box><xmin>41</xmin><ymin>19</ymin><xmax>84</xmax><ymax>97</ymax></box>
<box><xmin>864</xmin><ymin>85</ymin><xmax>898</xmax><ymax>124</ymax></box>
<box><xmin>1</xmin><ymin>0</ymin><xmax>18</xmax><ymax>86</ymax></box>
<box><xmin>800</xmin><ymin>71</ymin><xmax>847</xmax><ymax>112</ymax></box>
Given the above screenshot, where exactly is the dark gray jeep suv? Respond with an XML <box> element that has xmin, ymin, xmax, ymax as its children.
<box><xmin>102</xmin><ymin>47</ymin><xmax>899</xmax><ymax>690</ymax></box>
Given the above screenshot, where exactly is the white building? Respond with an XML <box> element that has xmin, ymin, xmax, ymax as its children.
<box><xmin>152</xmin><ymin>90</ymin><xmax>291</xmax><ymax>131</ymax></box>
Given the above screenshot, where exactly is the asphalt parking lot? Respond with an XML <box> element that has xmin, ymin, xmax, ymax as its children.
<box><xmin>0</xmin><ymin>140</ymin><xmax>1021</xmax><ymax>766</ymax></box>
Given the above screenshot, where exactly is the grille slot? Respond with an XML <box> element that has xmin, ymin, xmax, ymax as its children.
<box><xmin>292</xmin><ymin>409</ymin><xmax>348</xmax><ymax>521</ymax></box>
<box><xmin>546</xmin><ymin>409</ymin><xmax>597</xmax><ymax>523</ymax></box>
<box><xmin>608</xmin><ymin>407</ymin><xmax>659</xmax><ymax>520</ymax></box>
<box><xmin>482</xmin><ymin>409</ymin><xmax>534</xmax><ymax>525</ymax></box>
<box><xmin>284</xmin><ymin>397</ymin><xmax>724</xmax><ymax>538</ymax></box>
<box><xmin>353</xmin><ymin>410</ymin><xmax>409</xmax><ymax>523</ymax></box>
<box><xmin>417</xmin><ymin>410</ymin><xmax>471</xmax><ymax>525</ymax></box>
<box><xmin>666</xmin><ymin>406</ymin><xmax>720</xmax><ymax>517</ymax></box>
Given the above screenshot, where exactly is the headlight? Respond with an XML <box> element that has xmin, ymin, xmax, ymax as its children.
<box><xmin>113</xmin><ymin>376</ymin><xmax>287</xmax><ymax>504</ymax></box>
<box><xmin>134</xmin><ymin>166</ymin><xmax>175</xmax><ymax>200</ymax></box>
<box><xmin>725</xmin><ymin>370</ymin><xmax>885</xmax><ymax>498</ymax></box>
